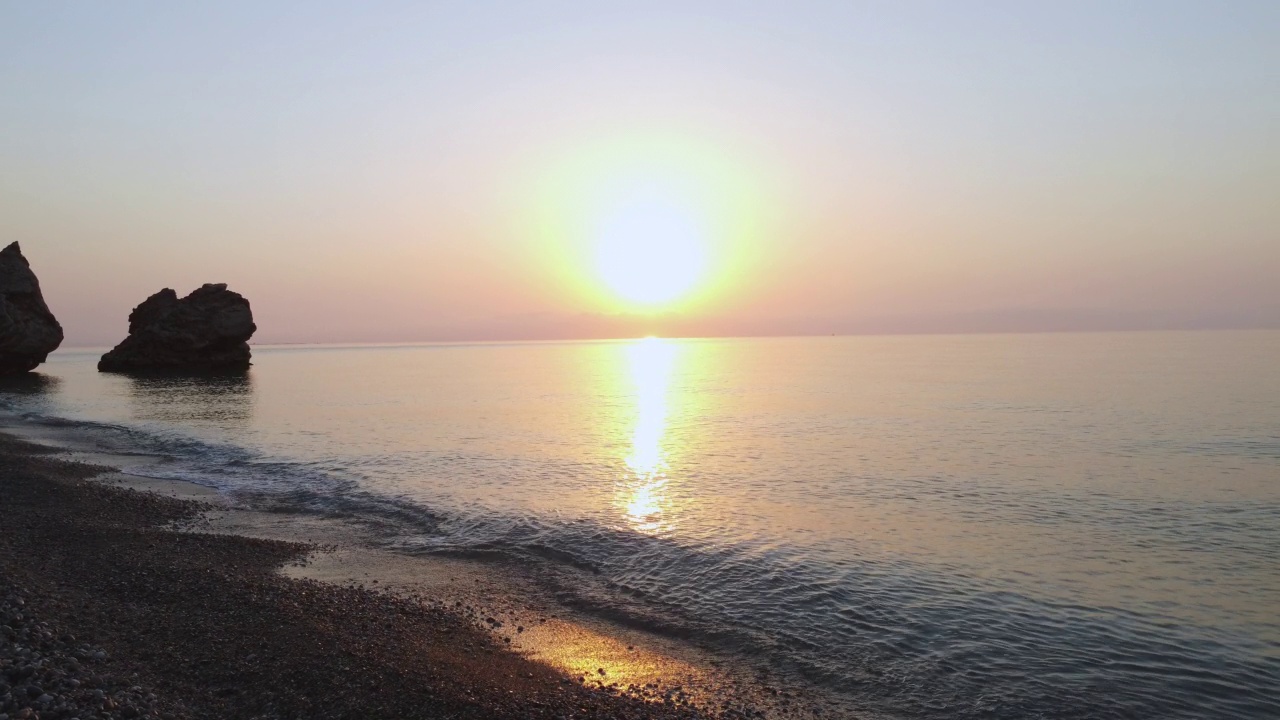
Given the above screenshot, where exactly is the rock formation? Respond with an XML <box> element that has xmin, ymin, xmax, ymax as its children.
<box><xmin>98</xmin><ymin>284</ymin><xmax>256</xmax><ymax>373</ymax></box>
<box><xmin>0</xmin><ymin>242</ymin><xmax>64</xmax><ymax>375</ymax></box>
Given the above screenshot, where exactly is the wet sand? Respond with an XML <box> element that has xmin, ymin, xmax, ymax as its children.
<box><xmin>0</xmin><ymin>431</ymin><xmax>757</xmax><ymax>719</ymax></box>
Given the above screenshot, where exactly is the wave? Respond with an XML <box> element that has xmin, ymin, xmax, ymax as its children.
<box><xmin>2</xmin><ymin>405</ymin><xmax>1278</xmax><ymax>719</ymax></box>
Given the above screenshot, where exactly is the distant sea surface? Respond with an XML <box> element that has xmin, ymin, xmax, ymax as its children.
<box><xmin>2</xmin><ymin>332</ymin><xmax>1277</xmax><ymax>719</ymax></box>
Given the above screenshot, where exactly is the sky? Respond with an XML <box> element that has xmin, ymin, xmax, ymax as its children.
<box><xmin>1</xmin><ymin>1</ymin><xmax>1277</xmax><ymax>346</ymax></box>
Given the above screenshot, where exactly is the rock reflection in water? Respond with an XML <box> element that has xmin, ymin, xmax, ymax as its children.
<box><xmin>125</xmin><ymin>373</ymin><xmax>254</xmax><ymax>425</ymax></box>
<box><xmin>0</xmin><ymin>373</ymin><xmax>63</xmax><ymax>413</ymax></box>
<box><xmin>0</xmin><ymin>373</ymin><xmax>63</xmax><ymax>396</ymax></box>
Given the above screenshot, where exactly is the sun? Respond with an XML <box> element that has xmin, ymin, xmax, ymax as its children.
<box><xmin>594</xmin><ymin>189</ymin><xmax>708</xmax><ymax>307</ymax></box>
<box><xmin>515</xmin><ymin>129</ymin><xmax>783</xmax><ymax>315</ymax></box>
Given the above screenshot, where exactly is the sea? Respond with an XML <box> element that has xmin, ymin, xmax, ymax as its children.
<box><xmin>1</xmin><ymin>331</ymin><xmax>1277</xmax><ymax>719</ymax></box>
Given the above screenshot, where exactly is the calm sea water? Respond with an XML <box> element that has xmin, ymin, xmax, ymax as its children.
<box><xmin>2</xmin><ymin>332</ymin><xmax>1278</xmax><ymax>718</ymax></box>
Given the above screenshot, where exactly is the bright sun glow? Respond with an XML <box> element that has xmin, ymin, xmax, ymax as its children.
<box><xmin>594</xmin><ymin>190</ymin><xmax>708</xmax><ymax>306</ymax></box>
<box><xmin>519</xmin><ymin>130</ymin><xmax>782</xmax><ymax>316</ymax></box>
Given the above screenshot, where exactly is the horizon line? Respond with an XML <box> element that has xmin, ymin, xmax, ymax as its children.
<box><xmin>54</xmin><ymin>325</ymin><xmax>1280</xmax><ymax>352</ymax></box>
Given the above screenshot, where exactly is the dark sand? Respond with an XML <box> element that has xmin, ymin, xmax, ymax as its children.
<box><xmin>0</xmin><ymin>432</ymin><xmax>731</xmax><ymax>720</ymax></box>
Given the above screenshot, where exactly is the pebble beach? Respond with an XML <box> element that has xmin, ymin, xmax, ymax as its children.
<box><xmin>0</xmin><ymin>432</ymin><xmax>731</xmax><ymax>720</ymax></box>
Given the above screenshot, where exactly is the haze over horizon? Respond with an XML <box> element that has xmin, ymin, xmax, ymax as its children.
<box><xmin>2</xmin><ymin>2</ymin><xmax>1277</xmax><ymax>347</ymax></box>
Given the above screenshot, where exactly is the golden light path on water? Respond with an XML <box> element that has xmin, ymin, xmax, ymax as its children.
<box><xmin>452</xmin><ymin>338</ymin><xmax>731</xmax><ymax>705</ymax></box>
<box><xmin>616</xmin><ymin>337</ymin><xmax>680</xmax><ymax>535</ymax></box>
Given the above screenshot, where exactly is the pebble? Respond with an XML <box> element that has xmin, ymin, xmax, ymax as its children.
<box><xmin>0</xmin><ymin>592</ymin><xmax>178</xmax><ymax>720</ymax></box>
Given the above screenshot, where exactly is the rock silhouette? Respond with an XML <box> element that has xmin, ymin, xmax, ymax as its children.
<box><xmin>0</xmin><ymin>242</ymin><xmax>64</xmax><ymax>375</ymax></box>
<box><xmin>98</xmin><ymin>284</ymin><xmax>256</xmax><ymax>373</ymax></box>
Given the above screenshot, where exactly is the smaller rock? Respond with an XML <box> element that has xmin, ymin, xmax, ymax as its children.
<box><xmin>98</xmin><ymin>284</ymin><xmax>256</xmax><ymax>373</ymax></box>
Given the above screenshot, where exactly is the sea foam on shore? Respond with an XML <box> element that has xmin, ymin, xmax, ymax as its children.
<box><xmin>0</xmin><ymin>427</ymin><xmax>783</xmax><ymax>717</ymax></box>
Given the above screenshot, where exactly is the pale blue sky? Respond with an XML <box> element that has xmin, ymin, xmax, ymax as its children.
<box><xmin>2</xmin><ymin>2</ymin><xmax>1277</xmax><ymax>344</ymax></box>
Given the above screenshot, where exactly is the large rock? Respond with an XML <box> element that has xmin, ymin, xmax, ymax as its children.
<box><xmin>0</xmin><ymin>242</ymin><xmax>64</xmax><ymax>375</ymax></box>
<box><xmin>98</xmin><ymin>284</ymin><xmax>256</xmax><ymax>373</ymax></box>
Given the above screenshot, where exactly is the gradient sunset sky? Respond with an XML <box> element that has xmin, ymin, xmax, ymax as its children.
<box><xmin>2</xmin><ymin>2</ymin><xmax>1277</xmax><ymax>346</ymax></box>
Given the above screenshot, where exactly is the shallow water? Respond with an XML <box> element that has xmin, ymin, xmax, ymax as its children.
<box><xmin>2</xmin><ymin>332</ymin><xmax>1278</xmax><ymax>718</ymax></box>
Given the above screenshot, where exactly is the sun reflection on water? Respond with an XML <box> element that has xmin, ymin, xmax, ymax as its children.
<box><xmin>617</xmin><ymin>337</ymin><xmax>679</xmax><ymax>534</ymax></box>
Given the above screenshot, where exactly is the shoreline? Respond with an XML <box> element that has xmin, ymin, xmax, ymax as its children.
<box><xmin>0</xmin><ymin>430</ymin><xmax>775</xmax><ymax>720</ymax></box>
<box><xmin>0</xmin><ymin>427</ymin><xmax>820</xmax><ymax>719</ymax></box>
